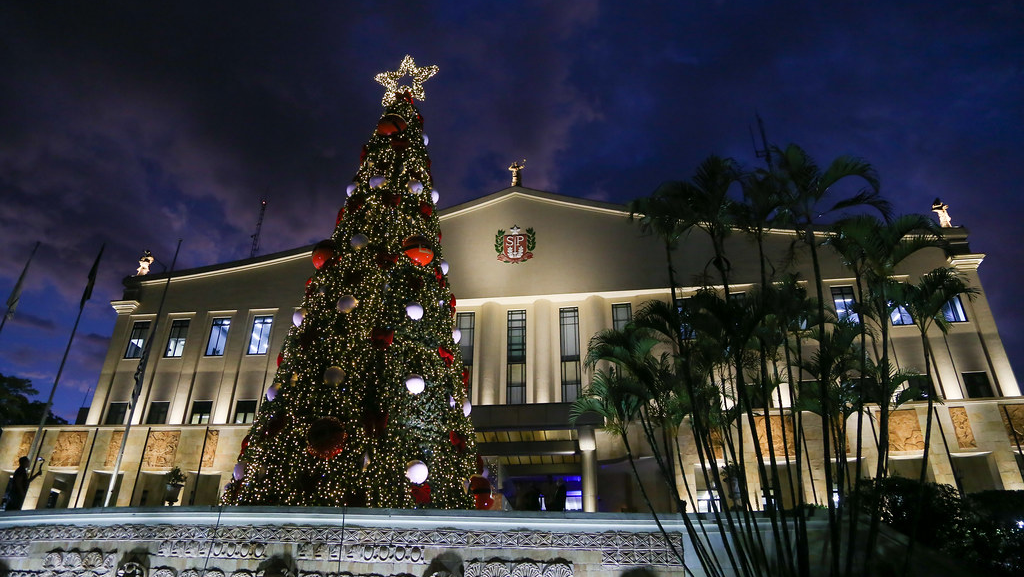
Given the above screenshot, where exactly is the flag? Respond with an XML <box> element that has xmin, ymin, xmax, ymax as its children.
<box><xmin>4</xmin><ymin>241</ymin><xmax>40</xmax><ymax>320</ymax></box>
<box><xmin>80</xmin><ymin>244</ymin><xmax>105</xmax><ymax>310</ymax></box>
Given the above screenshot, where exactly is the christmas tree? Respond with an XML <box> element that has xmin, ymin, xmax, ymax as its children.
<box><xmin>223</xmin><ymin>56</ymin><xmax>487</xmax><ymax>509</ymax></box>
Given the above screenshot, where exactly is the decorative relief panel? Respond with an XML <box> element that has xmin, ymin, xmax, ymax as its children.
<box><xmin>143</xmin><ymin>431</ymin><xmax>181</xmax><ymax>468</ymax></box>
<box><xmin>754</xmin><ymin>416</ymin><xmax>796</xmax><ymax>458</ymax></box>
<box><xmin>465</xmin><ymin>560</ymin><xmax>572</xmax><ymax>577</ymax></box>
<box><xmin>887</xmin><ymin>409</ymin><xmax>924</xmax><ymax>452</ymax></box>
<box><xmin>0</xmin><ymin>524</ymin><xmax>684</xmax><ymax>568</ymax></box>
<box><xmin>15</xmin><ymin>432</ymin><xmax>34</xmax><ymax>466</ymax></box>
<box><xmin>41</xmin><ymin>549</ymin><xmax>117</xmax><ymax>577</ymax></box>
<box><xmin>51</xmin><ymin>431</ymin><xmax>89</xmax><ymax>467</ymax></box>
<box><xmin>105</xmin><ymin>432</ymin><xmax>125</xmax><ymax>467</ymax></box>
<box><xmin>1000</xmin><ymin>404</ymin><xmax>1024</xmax><ymax>445</ymax></box>
<box><xmin>948</xmin><ymin>407</ymin><xmax>977</xmax><ymax>449</ymax></box>
<box><xmin>202</xmin><ymin>431</ymin><xmax>220</xmax><ymax>468</ymax></box>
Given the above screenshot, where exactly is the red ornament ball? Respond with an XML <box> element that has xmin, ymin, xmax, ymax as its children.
<box><xmin>450</xmin><ymin>430</ymin><xmax>467</xmax><ymax>452</ymax></box>
<box><xmin>375</xmin><ymin>252</ymin><xmax>399</xmax><ymax>270</ymax></box>
<box><xmin>376</xmin><ymin>114</ymin><xmax>408</xmax><ymax>135</ymax></box>
<box><xmin>438</xmin><ymin>346</ymin><xmax>455</xmax><ymax>367</ymax></box>
<box><xmin>371</xmin><ymin>327</ymin><xmax>395</xmax><ymax>350</ymax></box>
<box><xmin>419</xmin><ymin>202</ymin><xmax>433</xmax><ymax>219</ymax></box>
<box><xmin>402</xmin><ymin>235</ymin><xmax>434</xmax><ymax>266</ymax></box>
<box><xmin>411</xmin><ymin>482</ymin><xmax>431</xmax><ymax>505</ymax></box>
<box><xmin>469</xmin><ymin>474</ymin><xmax>491</xmax><ymax>494</ymax></box>
<box><xmin>390</xmin><ymin>135</ymin><xmax>410</xmax><ymax>150</ymax></box>
<box><xmin>382</xmin><ymin>191</ymin><xmax>402</xmax><ymax>207</ymax></box>
<box><xmin>475</xmin><ymin>493</ymin><xmax>494</xmax><ymax>510</ymax></box>
<box><xmin>307</xmin><ymin>416</ymin><xmax>348</xmax><ymax>459</ymax></box>
<box><xmin>265</xmin><ymin>413</ymin><xmax>288</xmax><ymax>438</ymax></box>
<box><xmin>239</xmin><ymin>434</ymin><xmax>251</xmax><ymax>457</ymax></box>
<box><xmin>277</xmin><ymin>352</ymin><xmax>283</xmax><ymax>367</ymax></box>
<box><xmin>336</xmin><ymin>206</ymin><xmax>345</xmax><ymax>225</ymax></box>
<box><xmin>312</xmin><ymin>240</ymin><xmax>336</xmax><ymax>270</ymax></box>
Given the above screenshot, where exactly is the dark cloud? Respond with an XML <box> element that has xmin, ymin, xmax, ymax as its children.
<box><xmin>0</xmin><ymin>0</ymin><xmax>1022</xmax><ymax>417</ymax></box>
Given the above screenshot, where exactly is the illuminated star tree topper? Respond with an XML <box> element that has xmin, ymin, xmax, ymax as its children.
<box><xmin>374</xmin><ymin>55</ymin><xmax>439</xmax><ymax>105</ymax></box>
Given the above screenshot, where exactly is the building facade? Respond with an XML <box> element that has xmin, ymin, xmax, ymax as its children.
<box><xmin>2</xmin><ymin>186</ymin><xmax>1022</xmax><ymax>512</ymax></box>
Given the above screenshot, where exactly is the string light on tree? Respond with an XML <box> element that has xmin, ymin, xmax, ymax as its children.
<box><xmin>221</xmin><ymin>56</ymin><xmax>478</xmax><ymax>509</ymax></box>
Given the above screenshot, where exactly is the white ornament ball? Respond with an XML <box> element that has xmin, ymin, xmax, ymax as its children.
<box><xmin>369</xmin><ymin>175</ymin><xmax>386</xmax><ymax>188</ymax></box>
<box><xmin>406</xmin><ymin>301</ymin><xmax>424</xmax><ymax>320</ymax></box>
<box><xmin>346</xmin><ymin>183</ymin><xmax>357</xmax><ymax>197</ymax></box>
<box><xmin>431</xmin><ymin>189</ymin><xmax>440</xmax><ymax>204</ymax></box>
<box><xmin>233</xmin><ymin>462</ymin><xmax>245</xmax><ymax>481</ymax></box>
<box><xmin>453</xmin><ymin>328</ymin><xmax>462</xmax><ymax>344</ymax></box>
<box><xmin>408</xmin><ymin>180</ymin><xmax>424</xmax><ymax>194</ymax></box>
<box><xmin>405</xmin><ymin>374</ymin><xmax>426</xmax><ymax>394</ymax></box>
<box><xmin>440</xmin><ymin>259</ymin><xmax>449</xmax><ymax>275</ymax></box>
<box><xmin>449</xmin><ymin>395</ymin><xmax>456</xmax><ymax>408</ymax></box>
<box><xmin>266</xmin><ymin>383</ymin><xmax>280</xmax><ymax>401</ymax></box>
<box><xmin>350</xmin><ymin>233</ymin><xmax>369</xmax><ymax>249</ymax></box>
<box><xmin>406</xmin><ymin>460</ymin><xmax>429</xmax><ymax>484</ymax></box>
<box><xmin>324</xmin><ymin>366</ymin><xmax>345</xmax><ymax>385</ymax></box>
<box><xmin>463</xmin><ymin>399</ymin><xmax>472</xmax><ymax>417</ymax></box>
<box><xmin>337</xmin><ymin>294</ymin><xmax>359</xmax><ymax>313</ymax></box>
<box><xmin>292</xmin><ymin>308</ymin><xmax>306</xmax><ymax>327</ymax></box>
<box><xmin>422</xmin><ymin>134</ymin><xmax>429</xmax><ymax>146</ymax></box>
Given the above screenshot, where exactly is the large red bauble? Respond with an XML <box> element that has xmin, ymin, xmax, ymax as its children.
<box><xmin>462</xmin><ymin>369</ymin><xmax>470</xmax><ymax>390</ymax></box>
<box><xmin>450</xmin><ymin>430</ymin><xmax>467</xmax><ymax>452</ymax></box>
<box><xmin>307</xmin><ymin>416</ymin><xmax>348</xmax><ymax>459</ymax></box>
<box><xmin>265</xmin><ymin>414</ymin><xmax>288</xmax><ymax>437</ymax></box>
<box><xmin>336</xmin><ymin>207</ymin><xmax>345</xmax><ymax>225</ymax></box>
<box><xmin>438</xmin><ymin>347</ymin><xmax>455</xmax><ymax>367</ymax></box>
<box><xmin>469</xmin><ymin>474</ymin><xmax>491</xmax><ymax>494</ymax></box>
<box><xmin>475</xmin><ymin>493</ymin><xmax>494</xmax><ymax>510</ymax></box>
<box><xmin>390</xmin><ymin>135</ymin><xmax>410</xmax><ymax>150</ymax></box>
<box><xmin>419</xmin><ymin>202</ymin><xmax>433</xmax><ymax>219</ymax></box>
<box><xmin>239</xmin><ymin>434</ymin><xmax>251</xmax><ymax>457</ymax></box>
<box><xmin>376</xmin><ymin>114</ymin><xmax>408</xmax><ymax>135</ymax></box>
<box><xmin>371</xmin><ymin>328</ymin><xmax>394</xmax><ymax>350</ymax></box>
<box><xmin>312</xmin><ymin>240</ymin><xmax>335</xmax><ymax>270</ymax></box>
<box><xmin>402</xmin><ymin>235</ymin><xmax>434</xmax><ymax>266</ymax></box>
<box><xmin>411</xmin><ymin>482</ymin><xmax>431</xmax><ymax>505</ymax></box>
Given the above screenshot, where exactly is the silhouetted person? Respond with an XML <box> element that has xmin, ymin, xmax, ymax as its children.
<box><xmin>548</xmin><ymin>478</ymin><xmax>567</xmax><ymax>512</ymax></box>
<box><xmin>7</xmin><ymin>457</ymin><xmax>40</xmax><ymax>511</ymax></box>
<box><xmin>524</xmin><ymin>483</ymin><xmax>542</xmax><ymax>511</ymax></box>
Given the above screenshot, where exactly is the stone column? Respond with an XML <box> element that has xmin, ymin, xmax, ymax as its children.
<box><xmin>579</xmin><ymin>426</ymin><xmax>598</xmax><ymax>512</ymax></box>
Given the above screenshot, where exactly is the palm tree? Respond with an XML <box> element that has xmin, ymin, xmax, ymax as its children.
<box><xmin>774</xmin><ymin>143</ymin><xmax>888</xmax><ymax>575</ymax></box>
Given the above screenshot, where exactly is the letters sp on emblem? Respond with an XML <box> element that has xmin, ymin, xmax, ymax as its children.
<box><xmin>495</xmin><ymin>225</ymin><xmax>536</xmax><ymax>264</ymax></box>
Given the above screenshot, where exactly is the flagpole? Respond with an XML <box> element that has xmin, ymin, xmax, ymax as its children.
<box><xmin>0</xmin><ymin>241</ymin><xmax>41</xmax><ymax>338</ymax></box>
<box><xmin>105</xmin><ymin>239</ymin><xmax>182</xmax><ymax>507</ymax></box>
<box><xmin>26</xmin><ymin>243</ymin><xmax>104</xmax><ymax>470</ymax></box>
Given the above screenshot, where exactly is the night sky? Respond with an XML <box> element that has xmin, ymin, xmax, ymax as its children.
<box><xmin>1</xmin><ymin>2</ymin><xmax>1022</xmax><ymax>421</ymax></box>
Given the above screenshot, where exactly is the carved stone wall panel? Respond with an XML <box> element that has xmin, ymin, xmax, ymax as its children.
<box><xmin>753</xmin><ymin>415</ymin><xmax>796</xmax><ymax>458</ymax></box>
<box><xmin>887</xmin><ymin>409</ymin><xmax>924</xmax><ymax>452</ymax></box>
<box><xmin>0</xmin><ymin>523</ymin><xmax>685</xmax><ymax>569</ymax></box>
<box><xmin>465</xmin><ymin>560</ymin><xmax>573</xmax><ymax>577</ymax></box>
<box><xmin>51</xmin><ymin>431</ymin><xmax>89</xmax><ymax>467</ymax></box>
<box><xmin>202</xmin><ymin>431</ymin><xmax>219</xmax><ymax>468</ymax></box>
<box><xmin>105</xmin><ymin>432</ymin><xmax>125</xmax><ymax>467</ymax></box>
<box><xmin>1000</xmin><ymin>404</ymin><xmax>1024</xmax><ymax>444</ymax></box>
<box><xmin>143</xmin><ymin>431</ymin><xmax>181</xmax><ymax>468</ymax></box>
<box><xmin>15</xmin><ymin>432</ymin><xmax>34</xmax><ymax>466</ymax></box>
<box><xmin>948</xmin><ymin>407</ymin><xmax>977</xmax><ymax>449</ymax></box>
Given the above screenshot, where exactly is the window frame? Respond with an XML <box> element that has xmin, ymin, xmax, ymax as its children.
<box><xmin>189</xmin><ymin>400</ymin><xmax>213</xmax><ymax>424</ymax></box>
<box><xmin>612</xmin><ymin>303</ymin><xmax>632</xmax><ymax>331</ymax></box>
<box><xmin>145</xmin><ymin>401</ymin><xmax>170</xmax><ymax>424</ymax></box>
<box><xmin>124</xmin><ymin>321</ymin><xmax>151</xmax><ymax>359</ymax></box>
<box><xmin>105</xmin><ymin>402</ymin><xmax>129</xmax><ymax>425</ymax></box>
<box><xmin>233</xmin><ymin>399</ymin><xmax>258</xmax><ymax>424</ymax></box>
<box><xmin>506</xmin><ymin>310</ymin><xmax>526</xmax><ymax>405</ymax></box>
<box><xmin>164</xmin><ymin>319</ymin><xmax>190</xmax><ymax>358</ymax></box>
<box><xmin>247</xmin><ymin>315</ymin><xmax>274</xmax><ymax>355</ymax></box>
<box><xmin>456</xmin><ymin>312</ymin><xmax>475</xmax><ymax>397</ymax></box>
<box><xmin>205</xmin><ymin>317</ymin><xmax>232</xmax><ymax>356</ymax></box>
<box><xmin>559</xmin><ymin>307</ymin><xmax>581</xmax><ymax>403</ymax></box>
<box><xmin>830</xmin><ymin>286</ymin><xmax>859</xmax><ymax>323</ymax></box>
<box><xmin>942</xmin><ymin>295</ymin><xmax>969</xmax><ymax>323</ymax></box>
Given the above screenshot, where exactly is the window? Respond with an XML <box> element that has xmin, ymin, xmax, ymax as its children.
<box><xmin>189</xmin><ymin>400</ymin><xmax>213</xmax><ymax>424</ymax></box>
<box><xmin>164</xmin><ymin>319</ymin><xmax>189</xmax><ymax>357</ymax></box>
<box><xmin>831</xmin><ymin>286</ymin><xmax>858</xmax><ymax>323</ymax></box>
<box><xmin>124</xmin><ymin>321</ymin><xmax>151</xmax><ymax>359</ymax></box>
<box><xmin>105</xmin><ymin>402</ymin><xmax>128</xmax><ymax>425</ymax></box>
<box><xmin>206</xmin><ymin>317</ymin><xmax>231</xmax><ymax>356</ymax></box>
<box><xmin>675</xmin><ymin>298</ymin><xmax>695</xmax><ymax>340</ymax></box>
<box><xmin>905</xmin><ymin>375</ymin><xmax>932</xmax><ymax>400</ymax></box>
<box><xmin>248</xmin><ymin>315</ymin><xmax>274</xmax><ymax>355</ymax></box>
<box><xmin>146</xmin><ymin>401</ymin><xmax>170</xmax><ymax>424</ymax></box>
<box><xmin>612</xmin><ymin>303</ymin><xmax>632</xmax><ymax>331</ymax></box>
<box><xmin>942</xmin><ymin>296</ymin><xmax>969</xmax><ymax>323</ymax></box>
<box><xmin>890</xmin><ymin>305</ymin><xmax>913</xmax><ymax>326</ymax></box>
<box><xmin>560</xmin><ymin>308</ymin><xmax>581</xmax><ymax>403</ymax></box>
<box><xmin>507</xmin><ymin>310</ymin><xmax>526</xmax><ymax>404</ymax></box>
<box><xmin>696</xmin><ymin>490</ymin><xmax>722</xmax><ymax>513</ymax></box>
<box><xmin>456</xmin><ymin>313</ymin><xmax>475</xmax><ymax>397</ymax></box>
<box><xmin>963</xmin><ymin>372</ymin><xmax>994</xmax><ymax>399</ymax></box>
<box><xmin>234</xmin><ymin>400</ymin><xmax>258</xmax><ymax>424</ymax></box>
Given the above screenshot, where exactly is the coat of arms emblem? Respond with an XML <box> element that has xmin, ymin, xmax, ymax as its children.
<box><xmin>495</xmin><ymin>225</ymin><xmax>536</xmax><ymax>264</ymax></box>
